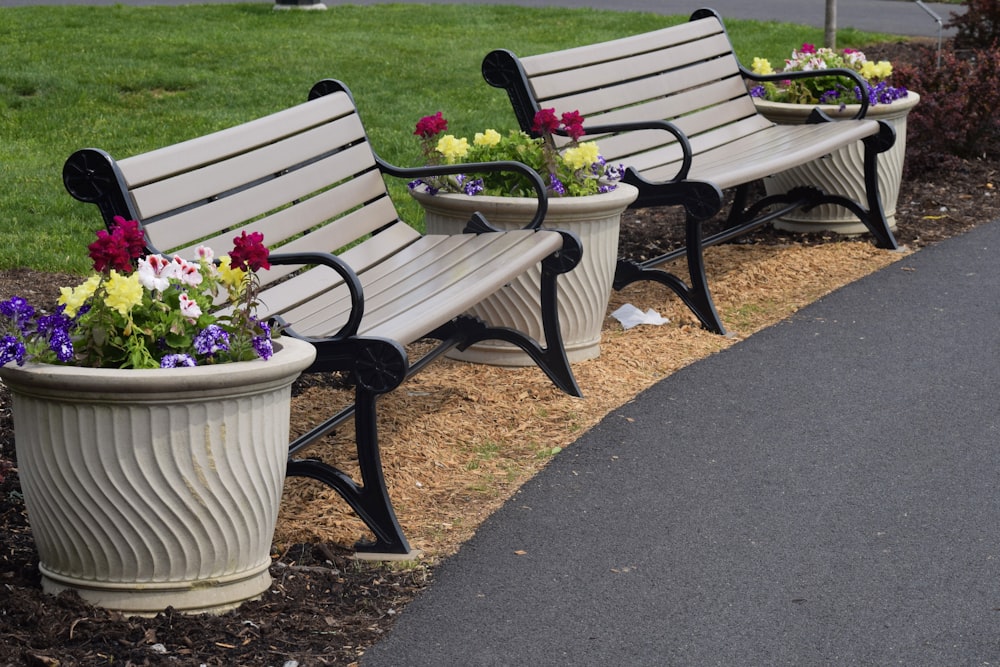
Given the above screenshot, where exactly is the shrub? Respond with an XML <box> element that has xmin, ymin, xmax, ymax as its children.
<box><xmin>893</xmin><ymin>42</ymin><xmax>1000</xmax><ymax>178</ymax></box>
<box><xmin>946</xmin><ymin>0</ymin><xmax>1000</xmax><ymax>49</ymax></box>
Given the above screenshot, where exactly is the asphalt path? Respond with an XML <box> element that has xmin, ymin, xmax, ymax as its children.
<box><xmin>361</xmin><ymin>219</ymin><xmax>1000</xmax><ymax>667</ymax></box>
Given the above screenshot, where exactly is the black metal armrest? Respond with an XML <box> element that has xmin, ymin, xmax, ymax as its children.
<box><xmin>266</xmin><ymin>251</ymin><xmax>365</xmax><ymax>341</ymax></box>
<box><xmin>570</xmin><ymin>120</ymin><xmax>695</xmax><ymax>182</ymax></box>
<box><xmin>378</xmin><ymin>157</ymin><xmax>549</xmax><ymax>230</ymax></box>
<box><xmin>742</xmin><ymin>65</ymin><xmax>872</xmax><ymax>120</ymax></box>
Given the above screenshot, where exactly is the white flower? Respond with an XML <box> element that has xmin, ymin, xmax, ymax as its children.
<box><xmin>172</xmin><ymin>256</ymin><xmax>203</xmax><ymax>287</ymax></box>
<box><xmin>178</xmin><ymin>293</ymin><xmax>202</xmax><ymax>319</ymax></box>
<box><xmin>137</xmin><ymin>255</ymin><xmax>177</xmax><ymax>293</ymax></box>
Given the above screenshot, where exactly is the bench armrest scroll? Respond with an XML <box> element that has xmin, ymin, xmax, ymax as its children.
<box><xmin>266</xmin><ymin>251</ymin><xmax>365</xmax><ymax>340</ymax></box>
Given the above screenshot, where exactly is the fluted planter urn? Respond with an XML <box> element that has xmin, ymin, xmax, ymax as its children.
<box><xmin>411</xmin><ymin>183</ymin><xmax>638</xmax><ymax>365</ymax></box>
<box><xmin>755</xmin><ymin>92</ymin><xmax>920</xmax><ymax>235</ymax></box>
<box><xmin>0</xmin><ymin>337</ymin><xmax>316</xmax><ymax>616</ymax></box>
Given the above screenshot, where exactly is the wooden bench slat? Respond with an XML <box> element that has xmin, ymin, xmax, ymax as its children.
<box><xmin>128</xmin><ymin>113</ymin><xmax>370</xmax><ymax>219</ymax></box>
<box><xmin>533</xmin><ymin>56</ymin><xmax>743</xmax><ymax>120</ymax></box>
<box><xmin>142</xmin><ymin>146</ymin><xmax>384</xmax><ymax>254</ymax></box>
<box><xmin>527</xmin><ymin>32</ymin><xmax>736</xmax><ymax>102</ymax></box>
<box><xmin>519</xmin><ymin>17</ymin><xmax>723</xmax><ymax>76</ymax></box>
<box><xmin>119</xmin><ymin>93</ymin><xmax>358</xmax><ymax>187</ymax></box>
<box><xmin>273</xmin><ymin>231</ymin><xmax>563</xmax><ymax>344</ymax></box>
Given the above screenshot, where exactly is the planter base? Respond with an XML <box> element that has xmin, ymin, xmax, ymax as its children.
<box><xmin>41</xmin><ymin>562</ymin><xmax>272</xmax><ymax>616</ymax></box>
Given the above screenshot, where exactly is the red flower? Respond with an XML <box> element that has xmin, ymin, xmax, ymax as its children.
<box><xmin>87</xmin><ymin>217</ymin><xmax>146</xmax><ymax>273</ymax></box>
<box><xmin>414</xmin><ymin>112</ymin><xmax>448</xmax><ymax>139</ymax></box>
<box><xmin>531</xmin><ymin>108</ymin><xmax>560</xmax><ymax>135</ymax></box>
<box><xmin>111</xmin><ymin>216</ymin><xmax>147</xmax><ymax>259</ymax></box>
<box><xmin>88</xmin><ymin>228</ymin><xmax>132</xmax><ymax>273</ymax></box>
<box><xmin>560</xmin><ymin>111</ymin><xmax>586</xmax><ymax>141</ymax></box>
<box><xmin>229</xmin><ymin>231</ymin><xmax>270</xmax><ymax>271</ymax></box>
<box><xmin>800</xmin><ymin>43</ymin><xmax>817</xmax><ymax>54</ymax></box>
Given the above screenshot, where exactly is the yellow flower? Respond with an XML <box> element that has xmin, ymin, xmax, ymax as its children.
<box><xmin>562</xmin><ymin>142</ymin><xmax>600</xmax><ymax>170</ymax></box>
<box><xmin>474</xmin><ymin>129</ymin><xmax>502</xmax><ymax>147</ymax></box>
<box><xmin>103</xmin><ymin>270</ymin><xmax>143</xmax><ymax>317</ymax></box>
<box><xmin>57</xmin><ymin>274</ymin><xmax>101</xmax><ymax>317</ymax></box>
<box><xmin>436</xmin><ymin>134</ymin><xmax>470</xmax><ymax>163</ymax></box>
<box><xmin>752</xmin><ymin>57</ymin><xmax>774</xmax><ymax>75</ymax></box>
<box><xmin>860</xmin><ymin>60</ymin><xmax>893</xmax><ymax>81</ymax></box>
<box><xmin>217</xmin><ymin>255</ymin><xmax>246</xmax><ymax>289</ymax></box>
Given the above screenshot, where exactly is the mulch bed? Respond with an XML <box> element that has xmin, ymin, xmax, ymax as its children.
<box><xmin>2</xmin><ymin>39</ymin><xmax>998</xmax><ymax>666</ymax></box>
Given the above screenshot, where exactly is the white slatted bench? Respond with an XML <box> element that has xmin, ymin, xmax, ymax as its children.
<box><xmin>483</xmin><ymin>7</ymin><xmax>900</xmax><ymax>334</ymax></box>
<box><xmin>62</xmin><ymin>79</ymin><xmax>583</xmax><ymax>559</ymax></box>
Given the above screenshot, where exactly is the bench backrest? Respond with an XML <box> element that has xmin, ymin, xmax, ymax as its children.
<box><xmin>482</xmin><ymin>9</ymin><xmax>773</xmax><ymax>173</ymax></box>
<box><xmin>63</xmin><ymin>81</ymin><xmax>421</xmax><ymax>295</ymax></box>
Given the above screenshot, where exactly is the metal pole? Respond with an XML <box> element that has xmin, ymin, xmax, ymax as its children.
<box><xmin>915</xmin><ymin>0</ymin><xmax>944</xmax><ymax>67</ymax></box>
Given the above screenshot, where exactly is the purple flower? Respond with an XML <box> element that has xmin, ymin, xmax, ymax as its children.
<box><xmin>193</xmin><ymin>324</ymin><xmax>230</xmax><ymax>356</ymax></box>
<box><xmin>409</xmin><ymin>178</ymin><xmax>440</xmax><ymax>195</ymax></box>
<box><xmin>252</xmin><ymin>320</ymin><xmax>273</xmax><ymax>361</ymax></box>
<box><xmin>749</xmin><ymin>85</ymin><xmax>767</xmax><ymax>98</ymax></box>
<box><xmin>549</xmin><ymin>175</ymin><xmax>567</xmax><ymax>197</ymax></box>
<box><xmin>0</xmin><ymin>334</ymin><xmax>26</xmax><ymax>367</ymax></box>
<box><xmin>160</xmin><ymin>353</ymin><xmax>197</xmax><ymax>368</ymax></box>
<box><xmin>48</xmin><ymin>329</ymin><xmax>74</xmax><ymax>363</ymax></box>
<box><xmin>1</xmin><ymin>296</ymin><xmax>34</xmax><ymax>334</ymax></box>
<box><xmin>461</xmin><ymin>178</ymin><xmax>484</xmax><ymax>197</ymax></box>
<box><xmin>604</xmin><ymin>163</ymin><xmax>625</xmax><ymax>181</ymax></box>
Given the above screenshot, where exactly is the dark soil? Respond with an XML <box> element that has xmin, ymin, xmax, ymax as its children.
<box><xmin>2</xmin><ymin>39</ymin><xmax>998</xmax><ymax>667</ymax></box>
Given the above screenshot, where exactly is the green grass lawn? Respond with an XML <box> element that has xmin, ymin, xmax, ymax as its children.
<box><xmin>0</xmin><ymin>4</ymin><xmax>894</xmax><ymax>273</ymax></box>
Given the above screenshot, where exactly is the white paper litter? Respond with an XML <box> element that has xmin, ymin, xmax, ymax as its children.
<box><xmin>610</xmin><ymin>303</ymin><xmax>669</xmax><ymax>330</ymax></box>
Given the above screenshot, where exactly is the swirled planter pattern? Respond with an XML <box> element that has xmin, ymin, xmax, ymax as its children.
<box><xmin>755</xmin><ymin>92</ymin><xmax>920</xmax><ymax>235</ymax></box>
<box><xmin>0</xmin><ymin>337</ymin><xmax>316</xmax><ymax>615</ymax></box>
<box><xmin>411</xmin><ymin>183</ymin><xmax>637</xmax><ymax>366</ymax></box>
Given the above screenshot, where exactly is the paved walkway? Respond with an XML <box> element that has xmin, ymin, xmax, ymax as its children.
<box><xmin>0</xmin><ymin>0</ymin><xmax>962</xmax><ymax>38</ymax></box>
<box><xmin>363</xmin><ymin>220</ymin><xmax>1000</xmax><ymax>666</ymax></box>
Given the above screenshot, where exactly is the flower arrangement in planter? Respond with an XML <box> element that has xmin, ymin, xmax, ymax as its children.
<box><xmin>748</xmin><ymin>43</ymin><xmax>909</xmax><ymax>108</ymax></box>
<box><xmin>0</xmin><ymin>218</ymin><xmax>317</xmax><ymax>615</ymax></box>
<box><xmin>408</xmin><ymin>108</ymin><xmax>624</xmax><ymax>197</ymax></box>
<box><xmin>746</xmin><ymin>44</ymin><xmax>919</xmax><ymax>235</ymax></box>
<box><xmin>0</xmin><ymin>216</ymin><xmax>274</xmax><ymax>370</ymax></box>
<box><xmin>406</xmin><ymin>109</ymin><xmax>637</xmax><ymax>365</ymax></box>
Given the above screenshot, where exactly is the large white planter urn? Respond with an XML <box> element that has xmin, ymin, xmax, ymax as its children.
<box><xmin>0</xmin><ymin>337</ymin><xmax>316</xmax><ymax>615</ymax></box>
<box><xmin>755</xmin><ymin>92</ymin><xmax>920</xmax><ymax>235</ymax></box>
<box><xmin>411</xmin><ymin>183</ymin><xmax>638</xmax><ymax>366</ymax></box>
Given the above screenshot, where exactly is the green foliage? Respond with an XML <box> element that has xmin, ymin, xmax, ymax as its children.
<box><xmin>0</xmin><ymin>4</ymin><xmax>895</xmax><ymax>273</ymax></box>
